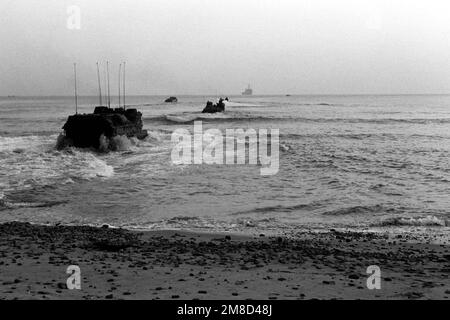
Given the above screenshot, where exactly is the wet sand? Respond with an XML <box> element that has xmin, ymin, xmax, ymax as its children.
<box><xmin>0</xmin><ymin>222</ymin><xmax>448</xmax><ymax>300</ymax></box>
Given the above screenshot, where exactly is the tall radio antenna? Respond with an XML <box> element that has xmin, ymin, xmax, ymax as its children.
<box><xmin>106</xmin><ymin>61</ymin><xmax>111</xmax><ymax>108</ymax></box>
<box><xmin>96</xmin><ymin>62</ymin><xmax>102</xmax><ymax>106</ymax></box>
<box><xmin>118</xmin><ymin>63</ymin><xmax>122</xmax><ymax>108</ymax></box>
<box><xmin>103</xmin><ymin>64</ymin><xmax>107</xmax><ymax>107</ymax></box>
<box><xmin>73</xmin><ymin>63</ymin><xmax>78</xmax><ymax>114</ymax></box>
<box><xmin>123</xmin><ymin>61</ymin><xmax>126</xmax><ymax>110</ymax></box>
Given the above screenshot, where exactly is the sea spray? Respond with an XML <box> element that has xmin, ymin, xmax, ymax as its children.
<box><xmin>110</xmin><ymin>135</ymin><xmax>136</xmax><ymax>151</ymax></box>
<box><xmin>98</xmin><ymin>134</ymin><xmax>136</xmax><ymax>152</ymax></box>
<box><xmin>56</xmin><ymin>133</ymin><xmax>73</xmax><ymax>150</ymax></box>
<box><xmin>98</xmin><ymin>134</ymin><xmax>110</xmax><ymax>152</ymax></box>
<box><xmin>1</xmin><ymin>142</ymin><xmax>115</xmax><ymax>194</ymax></box>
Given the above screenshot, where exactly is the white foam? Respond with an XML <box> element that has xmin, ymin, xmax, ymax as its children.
<box><xmin>0</xmin><ymin>140</ymin><xmax>115</xmax><ymax>194</ymax></box>
<box><xmin>110</xmin><ymin>135</ymin><xmax>136</xmax><ymax>151</ymax></box>
<box><xmin>0</xmin><ymin>135</ymin><xmax>55</xmax><ymax>152</ymax></box>
<box><xmin>145</xmin><ymin>130</ymin><xmax>169</xmax><ymax>142</ymax></box>
<box><xmin>379</xmin><ymin>215</ymin><xmax>448</xmax><ymax>227</ymax></box>
<box><xmin>165</xmin><ymin>112</ymin><xmax>231</xmax><ymax>123</ymax></box>
<box><xmin>224</xmin><ymin>101</ymin><xmax>263</xmax><ymax>108</ymax></box>
<box><xmin>165</xmin><ymin>114</ymin><xmax>197</xmax><ymax>123</ymax></box>
<box><xmin>83</xmin><ymin>153</ymin><xmax>115</xmax><ymax>178</ymax></box>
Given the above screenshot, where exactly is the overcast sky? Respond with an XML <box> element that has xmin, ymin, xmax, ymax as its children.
<box><xmin>1</xmin><ymin>0</ymin><xmax>450</xmax><ymax>95</ymax></box>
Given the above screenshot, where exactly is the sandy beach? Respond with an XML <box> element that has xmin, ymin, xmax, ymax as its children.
<box><xmin>0</xmin><ymin>222</ymin><xmax>448</xmax><ymax>300</ymax></box>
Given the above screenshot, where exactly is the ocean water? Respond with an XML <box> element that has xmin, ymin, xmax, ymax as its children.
<box><xmin>1</xmin><ymin>95</ymin><xmax>449</xmax><ymax>236</ymax></box>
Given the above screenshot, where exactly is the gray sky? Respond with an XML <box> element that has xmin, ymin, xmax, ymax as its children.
<box><xmin>1</xmin><ymin>0</ymin><xmax>450</xmax><ymax>95</ymax></box>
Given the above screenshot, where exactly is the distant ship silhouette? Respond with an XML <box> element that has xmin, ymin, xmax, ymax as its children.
<box><xmin>242</xmin><ymin>84</ymin><xmax>253</xmax><ymax>95</ymax></box>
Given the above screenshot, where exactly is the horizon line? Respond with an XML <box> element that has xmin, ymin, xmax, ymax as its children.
<box><xmin>2</xmin><ymin>93</ymin><xmax>450</xmax><ymax>98</ymax></box>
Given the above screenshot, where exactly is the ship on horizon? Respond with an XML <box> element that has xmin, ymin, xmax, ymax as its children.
<box><xmin>242</xmin><ymin>84</ymin><xmax>253</xmax><ymax>95</ymax></box>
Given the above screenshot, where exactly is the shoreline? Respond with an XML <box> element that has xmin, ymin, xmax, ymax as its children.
<box><xmin>0</xmin><ymin>221</ymin><xmax>448</xmax><ymax>300</ymax></box>
<box><xmin>4</xmin><ymin>218</ymin><xmax>449</xmax><ymax>244</ymax></box>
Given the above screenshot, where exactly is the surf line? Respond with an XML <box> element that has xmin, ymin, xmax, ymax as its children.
<box><xmin>171</xmin><ymin>121</ymin><xmax>279</xmax><ymax>176</ymax></box>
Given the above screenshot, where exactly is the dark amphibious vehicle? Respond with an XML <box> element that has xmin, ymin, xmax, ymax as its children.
<box><xmin>202</xmin><ymin>97</ymin><xmax>228</xmax><ymax>113</ymax></box>
<box><xmin>58</xmin><ymin>106</ymin><xmax>148</xmax><ymax>150</ymax></box>
<box><xmin>59</xmin><ymin>62</ymin><xmax>148</xmax><ymax>151</ymax></box>
<box><xmin>164</xmin><ymin>96</ymin><xmax>178</xmax><ymax>103</ymax></box>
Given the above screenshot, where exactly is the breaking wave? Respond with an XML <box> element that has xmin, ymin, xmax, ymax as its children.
<box><xmin>0</xmin><ymin>189</ymin><xmax>67</xmax><ymax>211</ymax></box>
<box><xmin>280</xmin><ymin>132</ymin><xmax>450</xmax><ymax>141</ymax></box>
<box><xmin>232</xmin><ymin>201</ymin><xmax>324</xmax><ymax>215</ymax></box>
<box><xmin>321</xmin><ymin>204</ymin><xmax>394</xmax><ymax>216</ymax></box>
<box><xmin>0</xmin><ymin>198</ymin><xmax>67</xmax><ymax>211</ymax></box>
<box><xmin>144</xmin><ymin>113</ymin><xmax>296</xmax><ymax>124</ymax></box>
<box><xmin>374</xmin><ymin>215</ymin><xmax>449</xmax><ymax>227</ymax></box>
<box><xmin>145</xmin><ymin>114</ymin><xmax>450</xmax><ymax>125</ymax></box>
